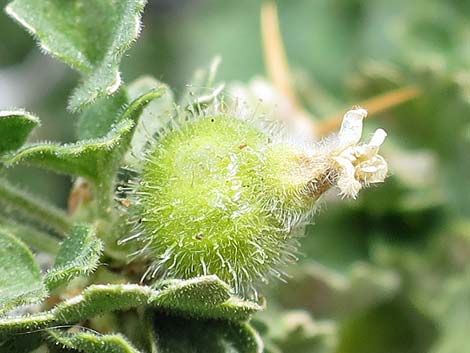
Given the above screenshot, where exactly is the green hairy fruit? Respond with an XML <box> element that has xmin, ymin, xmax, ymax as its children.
<box><xmin>131</xmin><ymin>108</ymin><xmax>388</xmax><ymax>293</ymax></box>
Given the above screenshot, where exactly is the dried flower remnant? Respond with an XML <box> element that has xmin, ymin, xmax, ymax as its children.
<box><xmin>330</xmin><ymin>108</ymin><xmax>388</xmax><ymax>198</ymax></box>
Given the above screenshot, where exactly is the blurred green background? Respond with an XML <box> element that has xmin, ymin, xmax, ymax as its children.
<box><xmin>0</xmin><ymin>1</ymin><xmax>469</xmax><ymax>352</ymax></box>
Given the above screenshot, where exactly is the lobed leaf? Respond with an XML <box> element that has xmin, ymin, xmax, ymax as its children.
<box><xmin>48</xmin><ymin>329</ymin><xmax>144</xmax><ymax>353</ymax></box>
<box><xmin>44</xmin><ymin>224</ymin><xmax>103</xmax><ymax>290</ymax></box>
<box><xmin>0</xmin><ymin>230</ymin><xmax>47</xmax><ymax>314</ymax></box>
<box><xmin>153</xmin><ymin>276</ymin><xmax>263</xmax><ymax>321</ymax></box>
<box><xmin>6</xmin><ymin>0</ymin><xmax>147</xmax><ymax>111</ymax></box>
<box><xmin>3</xmin><ymin>88</ymin><xmax>165</xmax><ymax>183</ymax></box>
<box><xmin>0</xmin><ymin>332</ymin><xmax>42</xmax><ymax>353</ymax></box>
<box><xmin>152</xmin><ymin>315</ymin><xmax>263</xmax><ymax>353</ymax></box>
<box><xmin>0</xmin><ymin>179</ymin><xmax>71</xmax><ymax>235</ymax></box>
<box><xmin>77</xmin><ymin>90</ymin><xmax>129</xmax><ymax>140</ymax></box>
<box><xmin>2</xmin><ymin>120</ymin><xmax>133</xmax><ymax>181</ymax></box>
<box><xmin>0</xmin><ymin>217</ymin><xmax>60</xmax><ymax>255</ymax></box>
<box><xmin>125</xmin><ymin>76</ymin><xmax>175</xmax><ymax>166</ymax></box>
<box><xmin>0</xmin><ymin>110</ymin><xmax>40</xmax><ymax>155</ymax></box>
<box><xmin>0</xmin><ymin>277</ymin><xmax>262</xmax><ymax>335</ymax></box>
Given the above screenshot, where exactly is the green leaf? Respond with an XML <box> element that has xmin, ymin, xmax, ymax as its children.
<box><xmin>0</xmin><ymin>276</ymin><xmax>261</xmax><ymax>335</ymax></box>
<box><xmin>3</xmin><ymin>88</ymin><xmax>165</xmax><ymax>183</ymax></box>
<box><xmin>430</xmin><ymin>273</ymin><xmax>470</xmax><ymax>353</ymax></box>
<box><xmin>0</xmin><ymin>217</ymin><xmax>60</xmax><ymax>255</ymax></box>
<box><xmin>0</xmin><ymin>111</ymin><xmax>40</xmax><ymax>155</ymax></box>
<box><xmin>48</xmin><ymin>329</ymin><xmax>144</xmax><ymax>353</ymax></box>
<box><xmin>44</xmin><ymin>224</ymin><xmax>103</xmax><ymax>290</ymax></box>
<box><xmin>125</xmin><ymin>76</ymin><xmax>175</xmax><ymax>166</ymax></box>
<box><xmin>0</xmin><ymin>230</ymin><xmax>47</xmax><ymax>313</ymax></box>
<box><xmin>274</xmin><ymin>261</ymin><xmax>399</xmax><ymax>318</ymax></box>
<box><xmin>0</xmin><ymin>179</ymin><xmax>71</xmax><ymax>235</ymax></box>
<box><xmin>153</xmin><ymin>276</ymin><xmax>262</xmax><ymax>321</ymax></box>
<box><xmin>336</xmin><ymin>298</ymin><xmax>436</xmax><ymax>353</ymax></box>
<box><xmin>255</xmin><ymin>309</ymin><xmax>337</xmax><ymax>353</ymax></box>
<box><xmin>0</xmin><ymin>332</ymin><xmax>43</xmax><ymax>353</ymax></box>
<box><xmin>6</xmin><ymin>0</ymin><xmax>147</xmax><ymax>111</ymax></box>
<box><xmin>77</xmin><ymin>89</ymin><xmax>129</xmax><ymax>140</ymax></box>
<box><xmin>153</xmin><ymin>315</ymin><xmax>263</xmax><ymax>353</ymax></box>
<box><xmin>3</xmin><ymin>120</ymin><xmax>133</xmax><ymax>181</ymax></box>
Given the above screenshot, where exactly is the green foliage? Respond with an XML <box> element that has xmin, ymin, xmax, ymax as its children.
<box><xmin>125</xmin><ymin>76</ymin><xmax>175</xmax><ymax>166</ymax></box>
<box><xmin>48</xmin><ymin>329</ymin><xmax>144</xmax><ymax>353</ymax></box>
<box><xmin>430</xmin><ymin>274</ymin><xmax>470</xmax><ymax>353</ymax></box>
<box><xmin>0</xmin><ymin>332</ymin><xmax>43</xmax><ymax>353</ymax></box>
<box><xmin>77</xmin><ymin>90</ymin><xmax>129</xmax><ymax>140</ymax></box>
<box><xmin>4</xmin><ymin>119</ymin><xmax>134</xmax><ymax>180</ymax></box>
<box><xmin>6</xmin><ymin>0</ymin><xmax>147</xmax><ymax>110</ymax></box>
<box><xmin>3</xmin><ymin>88</ymin><xmax>163</xmax><ymax>182</ymax></box>
<box><xmin>44</xmin><ymin>224</ymin><xmax>103</xmax><ymax>290</ymax></box>
<box><xmin>0</xmin><ymin>217</ymin><xmax>60</xmax><ymax>255</ymax></box>
<box><xmin>1</xmin><ymin>0</ymin><xmax>468</xmax><ymax>351</ymax></box>
<box><xmin>0</xmin><ymin>276</ymin><xmax>261</xmax><ymax>336</ymax></box>
<box><xmin>254</xmin><ymin>306</ymin><xmax>336</xmax><ymax>353</ymax></box>
<box><xmin>0</xmin><ymin>179</ymin><xmax>71</xmax><ymax>233</ymax></box>
<box><xmin>0</xmin><ymin>230</ymin><xmax>46</xmax><ymax>313</ymax></box>
<box><xmin>0</xmin><ymin>111</ymin><xmax>39</xmax><ymax>155</ymax></box>
<box><xmin>151</xmin><ymin>315</ymin><xmax>263</xmax><ymax>353</ymax></box>
<box><xmin>272</xmin><ymin>261</ymin><xmax>399</xmax><ymax>318</ymax></box>
<box><xmin>152</xmin><ymin>276</ymin><xmax>262</xmax><ymax>321</ymax></box>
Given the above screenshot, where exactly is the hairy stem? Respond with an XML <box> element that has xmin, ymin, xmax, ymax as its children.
<box><xmin>0</xmin><ymin>216</ymin><xmax>60</xmax><ymax>255</ymax></box>
<box><xmin>0</xmin><ymin>179</ymin><xmax>71</xmax><ymax>235</ymax></box>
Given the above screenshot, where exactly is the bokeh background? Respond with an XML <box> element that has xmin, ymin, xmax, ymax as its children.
<box><xmin>1</xmin><ymin>1</ymin><xmax>469</xmax><ymax>352</ymax></box>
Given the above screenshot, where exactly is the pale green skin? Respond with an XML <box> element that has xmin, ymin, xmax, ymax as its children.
<box><xmin>139</xmin><ymin>115</ymin><xmax>319</xmax><ymax>291</ymax></box>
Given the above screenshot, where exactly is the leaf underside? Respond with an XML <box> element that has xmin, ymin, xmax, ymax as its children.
<box><xmin>0</xmin><ymin>230</ymin><xmax>46</xmax><ymax>314</ymax></box>
<box><xmin>0</xmin><ymin>111</ymin><xmax>40</xmax><ymax>155</ymax></box>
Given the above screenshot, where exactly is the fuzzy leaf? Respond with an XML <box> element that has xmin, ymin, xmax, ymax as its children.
<box><xmin>44</xmin><ymin>224</ymin><xmax>103</xmax><ymax>290</ymax></box>
<box><xmin>0</xmin><ymin>178</ymin><xmax>71</xmax><ymax>234</ymax></box>
<box><xmin>3</xmin><ymin>88</ymin><xmax>165</xmax><ymax>182</ymax></box>
<box><xmin>152</xmin><ymin>315</ymin><xmax>263</xmax><ymax>353</ymax></box>
<box><xmin>0</xmin><ymin>230</ymin><xmax>46</xmax><ymax>313</ymax></box>
<box><xmin>0</xmin><ymin>332</ymin><xmax>42</xmax><ymax>353</ymax></box>
<box><xmin>0</xmin><ymin>217</ymin><xmax>60</xmax><ymax>255</ymax></box>
<box><xmin>48</xmin><ymin>329</ymin><xmax>144</xmax><ymax>353</ymax></box>
<box><xmin>0</xmin><ymin>111</ymin><xmax>39</xmax><ymax>155</ymax></box>
<box><xmin>77</xmin><ymin>89</ymin><xmax>129</xmax><ymax>140</ymax></box>
<box><xmin>3</xmin><ymin>119</ymin><xmax>133</xmax><ymax>181</ymax></box>
<box><xmin>153</xmin><ymin>276</ymin><xmax>262</xmax><ymax>321</ymax></box>
<box><xmin>5</xmin><ymin>0</ymin><xmax>147</xmax><ymax>110</ymax></box>
<box><xmin>0</xmin><ymin>277</ymin><xmax>261</xmax><ymax>335</ymax></box>
<box><xmin>125</xmin><ymin>76</ymin><xmax>174</xmax><ymax>165</ymax></box>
